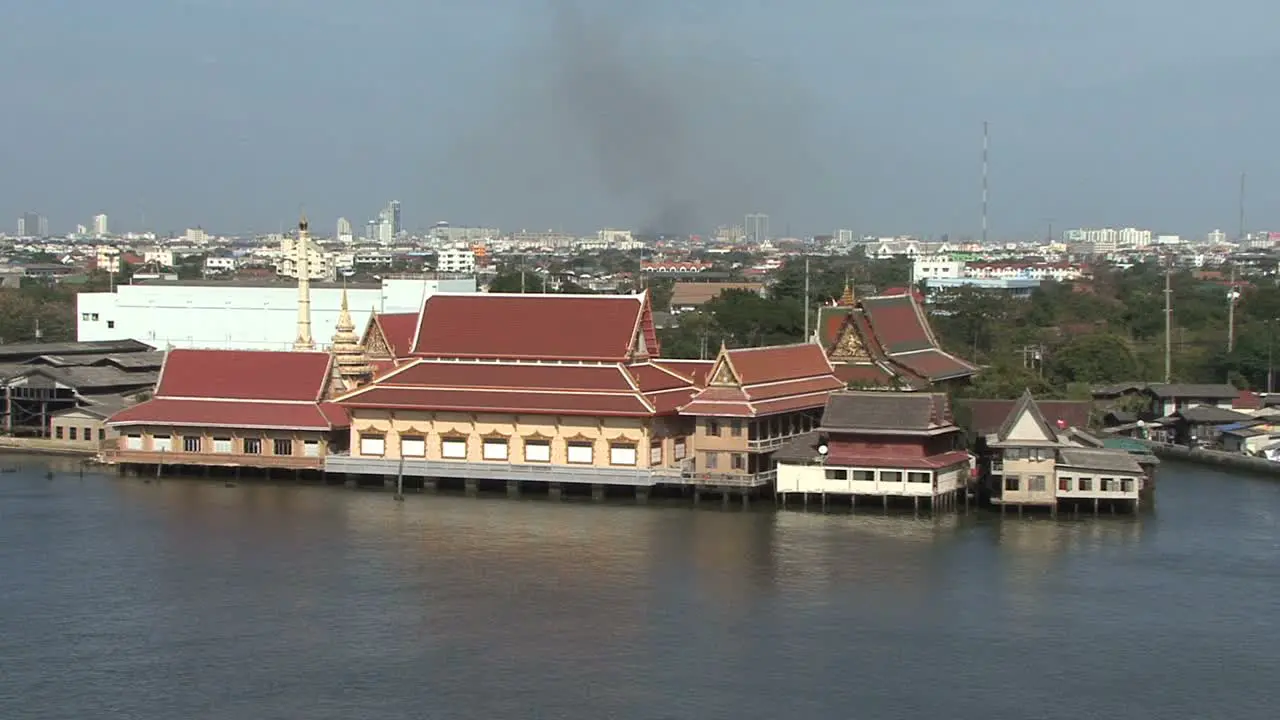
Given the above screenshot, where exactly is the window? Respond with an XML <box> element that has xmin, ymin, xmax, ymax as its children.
<box><xmin>81</xmin><ymin>312</ymin><xmax>90</xmax><ymax>321</ymax></box>
<box><xmin>1121</xmin><ymin>478</ymin><xmax>1135</xmax><ymax>493</ymax></box>
<box><xmin>243</xmin><ymin>438</ymin><xmax>261</xmax><ymax>454</ymax></box>
<box><xmin>825</xmin><ymin>468</ymin><xmax>848</xmax><ymax>481</ymax></box>
<box><xmin>705</xmin><ymin>452</ymin><xmax>719</xmax><ymax>470</ymax></box>
<box><xmin>649</xmin><ymin>441</ymin><xmax>662</xmax><ymax>466</ymax></box>
<box><xmin>400</xmin><ymin>435</ymin><xmax>426</xmax><ymax>457</ymax></box>
<box><xmin>482</xmin><ymin>439</ymin><xmax>509</xmax><ymax>461</ymax></box>
<box><xmin>879</xmin><ymin>471</ymin><xmax>903</xmax><ymax>484</ymax></box>
<box><xmin>731</xmin><ymin>453</ymin><xmax>745</xmax><ymax>471</ymax></box>
<box><xmin>907</xmin><ymin>472</ymin><xmax>931</xmax><ymax>484</ymax></box>
<box><xmin>359</xmin><ymin>434</ymin><xmax>385</xmax><ymax>456</ymax></box>
<box><xmin>69</xmin><ymin>427</ymin><xmax>78</xmax><ymax>440</ymax></box>
<box><xmin>705</xmin><ymin>419</ymin><xmax>721</xmax><ymax>437</ymax></box>
<box><xmin>1029</xmin><ymin>475</ymin><xmax>1047</xmax><ymax>492</ymax></box>
<box><xmin>1059</xmin><ymin>476</ymin><xmax>1073</xmax><ymax>492</ymax></box>
<box><xmin>125</xmin><ymin>434</ymin><xmax>142</xmax><ymax>450</ymax></box>
<box><xmin>273</xmin><ymin>438</ymin><xmax>293</xmax><ymax>456</ymax></box>
<box><xmin>851</xmin><ymin>470</ymin><xmax>875</xmax><ymax>483</ymax></box>
<box><xmin>303</xmin><ymin>440</ymin><xmax>320</xmax><ymax>457</ymax></box>
<box><xmin>1077</xmin><ymin>477</ymin><xmax>1093</xmax><ymax>492</ymax></box>
<box><xmin>524</xmin><ymin>439</ymin><xmax>550</xmax><ymax>462</ymax></box>
<box><xmin>1102</xmin><ymin>478</ymin><xmax>1117</xmax><ymax>492</ymax></box>
<box><xmin>90</xmin><ymin>313</ymin><xmax>99</xmax><ymax>321</ymax></box>
<box><xmin>106</xmin><ymin>320</ymin><xmax>115</xmax><ymax>329</ymax></box>
<box><xmin>1005</xmin><ymin>475</ymin><xmax>1021</xmax><ymax>491</ymax></box>
<box><xmin>567</xmin><ymin>442</ymin><xmax>594</xmax><ymax>464</ymax></box>
<box><xmin>730</xmin><ymin>419</ymin><xmax>743</xmax><ymax>437</ymax></box>
<box><xmin>1004</xmin><ymin>448</ymin><xmax>1022</xmax><ymax>461</ymax></box>
<box><xmin>55</xmin><ymin>426</ymin><xmax>63</xmax><ymax>439</ymax></box>
<box><xmin>82</xmin><ymin>427</ymin><xmax>91</xmax><ymax>441</ymax></box>
<box><xmin>183</xmin><ymin>436</ymin><xmax>201</xmax><ymax>453</ymax></box>
<box><xmin>213</xmin><ymin>437</ymin><xmax>232</xmax><ymax>453</ymax></box>
<box><xmin>674</xmin><ymin>438</ymin><xmax>687</xmax><ymax>460</ymax></box>
<box><xmin>153</xmin><ymin>435</ymin><xmax>172</xmax><ymax>452</ymax></box>
<box><xmin>609</xmin><ymin>443</ymin><xmax>637</xmax><ymax>466</ymax></box>
<box><xmin>98</xmin><ymin>429</ymin><xmax>105</xmax><ymax>441</ymax></box>
<box><xmin>441</xmin><ymin>437</ymin><xmax>468</xmax><ymax>459</ymax></box>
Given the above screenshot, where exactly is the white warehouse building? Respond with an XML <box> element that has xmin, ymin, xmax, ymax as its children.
<box><xmin>76</xmin><ymin>275</ymin><xmax>476</xmax><ymax>351</ymax></box>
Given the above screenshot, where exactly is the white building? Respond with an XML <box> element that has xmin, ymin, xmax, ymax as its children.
<box><xmin>1207</xmin><ymin>229</ymin><xmax>1227</xmax><ymax>244</ymax></box>
<box><xmin>277</xmin><ymin>236</ymin><xmax>338</xmax><ymax>282</ymax></box>
<box><xmin>143</xmin><ymin>248</ymin><xmax>174</xmax><ymax>268</ymax></box>
<box><xmin>185</xmin><ymin>228</ymin><xmax>208</xmax><ymax>244</ymax></box>
<box><xmin>92</xmin><ymin>213</ymin><xmax>109</xmax><ymax>237</ymax></box>
<box><xmin>76</xmin><ymin>275</ymin><xmax>477</xmax><ymax>351</ymax></box>
<box><xmin>95</xmin><ymin>246</ymin><xmax>122</xmax><ymax>273</ymax></box>
<box><xmin>204</xmin><ymin>256</ymin><xmax>237</xmax><ymax>273</ymax></box>
<box><xmin>911</xmin><ymin>256</ymin><xmax>965</xmax><ymax>284</ymax></box>
<box><xmin>337</xmin><ymin>217</ymin><xmax>354</xmax><ymax>244</ymax></box>
<box><xmin>436</xmin><ymin>247</ymin><xmax>477</xmax><ymax>274</ymax></box>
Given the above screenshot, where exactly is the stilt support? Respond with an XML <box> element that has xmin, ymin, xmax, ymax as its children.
<box><xmin>465</xmin><ymin>478</ymin><xmax>479</xmax><ymax>497</ymax></box>
<box><xmin>635</xmin><ymin>487</ymin><xmax>649</xmax><ymax>505</ymax></box>
<box><xmin>507</xmin><ymin>480</ymin><xmax>521</xmax><ymax>498</ymax></box>
<box><xmin>591</xmin><ymin>484</ymin><xmax>605</xmax><ymax>502</ymax></box>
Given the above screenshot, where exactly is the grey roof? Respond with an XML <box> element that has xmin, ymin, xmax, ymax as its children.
<box><xmin>773</xmin><ymin>431</ymin><xmax>824</xmax><ymax>464</ymax></box>
<box><xmin>996</xmin><ymin>389</ymin><xmax>1058</xmax><ymax>442</ymax></box>
<box><xmin>1146</xmin><ymin>383</ymin><xmax>1239</xmax><ymax>399</ymax></box>
<box><xmin>3</xmin><ymin>365</ymin><xmax>158</xmax><ymax>392</ymax></box>
<box><xmin>1092</xmin><ymin>382</ymin><xmax>1147</xmax><ymax>397</ymax></box>
<box><xmin>1172</xmin><ymin>406</ymin><xmax>1253</xmax><ymax>424</ymax></box>
<box><xmin>0</xmin><ymin>339</ymin><xmax>153</xmax><ymax>361</ymax></box>
<box><xmin>1056</xmin><ymin>448</ymin><xmax>1144</xmax><ymax>474</ymax></box>
<box><xmin>819</xmin><ymin>391</ymin><xmax>953</xmax><ymax>433</ymax></box>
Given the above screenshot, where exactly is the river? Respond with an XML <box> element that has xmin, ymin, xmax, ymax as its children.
<box><xmin>1</xmin><ymin>456</ymin><xmax>1277</xmax><ymax>719</ymax></box>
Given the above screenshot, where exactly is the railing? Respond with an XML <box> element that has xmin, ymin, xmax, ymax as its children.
<box><xmin>676</xmin><ymin>468</ymin><xmax>778</xmax><ymax>488</ymax></box>
<box><xmin>325</xmin><ymin>454</ymin><xmax>683</xmax><ymax>487</ymax></box>
<box><xmin>100</xmin><ymin>448</ymin><xmax>324</xmax><ymax>470</ymax></box>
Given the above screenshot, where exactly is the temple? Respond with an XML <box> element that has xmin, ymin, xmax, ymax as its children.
<box><xmin>817</xmin><ymin>283</ymin><xmax>978</xmax><ymax>390</ymax></box>
<box><xmin>328</xmin><ymin>292</ymin><xmax>843</xmax><ymax>494</ymax></box>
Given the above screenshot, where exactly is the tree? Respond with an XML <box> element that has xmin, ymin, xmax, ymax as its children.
<box><xmin>647</xmin><ymin>277</ymin><xmax>675</xmax><ymax>312</ymax></box>
<box><xmin>704</xmin><ymin>289</ymin><xmax>804</xmax><ymax>347</ymax></box>
<box><xmin>488</xmin><ymin>271</ymin><xmax>545</xmax><ymax>294</ymax></box>
<box><xmin>1047</xmin><ymin>333</ymin><xmax>1140</xmax><ymax>385</ymax></box>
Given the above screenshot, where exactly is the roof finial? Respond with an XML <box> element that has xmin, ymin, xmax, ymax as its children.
<box><xmin>299</xmin><ymin>212</ymin><xmax>308</xmax><ymax>233</ymax></box>
<box><xmin>839</xmin><ymin>276</ymin><xmax>856</xmax><ymax>306</ymax></box>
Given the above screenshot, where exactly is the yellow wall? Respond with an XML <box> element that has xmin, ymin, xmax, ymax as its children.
<box><xmin>348</xmin><ymin>410</ymin><xmax>692</xmax><ymax>469</ymax></box>
<box><xmin>116</xmin><ymin>426</ymin><xmax>332</xmax><ymax>458</ymax></box>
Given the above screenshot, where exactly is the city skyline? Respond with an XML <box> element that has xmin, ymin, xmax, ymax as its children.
<box><xmin>2</xmin><ymin>1</ymin><xmax>1279</xmax><ymax>236</ymax></box>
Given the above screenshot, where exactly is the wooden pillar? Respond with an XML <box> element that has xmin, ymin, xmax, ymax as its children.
<box><xmin>913</xmin><ymin>496</ymin><xmax>919</xmax><ymax>516</ymax></box>
<box><xmin>465</xmin><ymin>478</ymin><xmax>479</xmax><ymax>497</ymax></box>
<box><xmin>548</xmin><ymin>482</ymin><xmax>562</xmax><ymax>500</ymax></box>
<box><xmin>591</xmin><ymin>484</ymin><xmax>605</xmax><ymax>502</ymax></box>
<box><xmin>882</xmin><ymin>494</ymin><xmax>888</xmax><ymax>513</ymax></box>
<box><xmin>1093</xmin><ymin>497</ymin><xmax>1099</xmax><ymax>516</ymax></box>
<box><xmin>635</xmin><ymin>486</ymin><xmax>649</xmax><ymax>505</ymax></box>
<box><xmin>506</xmin><ymin>479</ymin><xmax>520</xmax><ymax>498</ymax></box>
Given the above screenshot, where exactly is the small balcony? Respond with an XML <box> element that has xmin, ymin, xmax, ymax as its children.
<box><xmin>100</xmin><ymin>448</ymin><xmax>324</xmax><ymax>471</ymax></box>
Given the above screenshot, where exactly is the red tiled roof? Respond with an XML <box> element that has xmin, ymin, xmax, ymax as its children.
<box><xmin>386</xmin><ymin>361</ymin><xmax>636</xmax><ymax>392</ymax></box>
<box><xmin>834</xmin><ymin>363</ymin><xmax>897</xmax><ymax>387</ymax></box>
<box><xmin>108</xmin><ymin>399</ymin><xmax>341</xmax><ymax>430</ymax></box>
<box><xmin>862</xmin><ymin>294</ymin><xmax>935</xmax><ymax>354</ymax></box>
<box><xmin>627</xmin><ymin>362</ymin><xmax>693</xmax><ymax>392</ymax></box>
<box><xmin>409</xmin><ymin>293</ymin><xmax>650</xmax><ymax>361</ymax></box>
<box><xmin>651</xmin><ymin>360</ymin><xmax>712</xmax><ymax>387</ymax></box>
<box><xmin>728</xmin><ymin>343</ymin><xmax>834</xmax><ymax>385</ymax></box>
<box><xmin>374</xmin><ymin>313</ymin><xmax>418</xmax><ymax>358</ymax></box>
<box><xmin>340</xmin><ymin>387</ymin><xmax>653</xmax><ymax>416</ymax></box>
<box><xmin>892</xmin><ymin>349</ymin><xmax>978</xmax><ymax>382</ymax></box>
<box><xmin>156</xmin><ymin>349</ymin><xmax>331</xmax><ymax>401</ymax></box>
<box><xmin>1234</xmin><ymin>390</ymin><xmax>1263</xmax><ymax>410</ymax></box>
<box><xmin>824</xmin><ymin>449</ymin><xmax>971</xmax><ymax>470</ymax></box>
<box><xmin>679</xmin><ymin>343</ymin><xmax>843</xmax><ymax>417</ymax></box>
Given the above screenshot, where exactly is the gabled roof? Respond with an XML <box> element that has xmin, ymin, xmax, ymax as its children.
<box><xmin>819</xmin><ymin>391</ymin><xmax>956</xmax><ymax>434</ymax></box>
<box><xmin>156</xmin><ymin>349</ymin><xmax>332</xmax><ymax>401</ymax></box>
<box><xmin>669</xmin><ymin>282</ymin><xmax>763</xmax><ymax>307</ymax></box>
<box><xmin>1056</xmin><ymin>448</ymin><xmax>1144</xmax><ymax>474</ymax></box>
<box><xmin>107</xmin><ymin>349</ymin><xmax>348</xmax><ymax>431</ymax></box>
<box><xmin>1145</xmin><ymin>383</ymin><xmax>1239</xmax><ymax>399</ymax></box>
<box><xmin>1167</xmin><ymin>405</ymin><xmax>1254</xmax><ymax>424</ymax></box>
<box><xmin>408</xmin><ymin>292</ymin><xmax>656</xmax><ymax>362</ymax></box>
<box><xmin>335</xmin><ymin>358</ymin><xmax>663</xmax><ymax>417</ymax></box>
<box><xmin>821</xmin><ymin>292</ymin><xmax>977</xmax><ymax>386</ymax></box>
<box><xmin>992</xmin><ymin>390</ymin><xmax>1061</xmax><ymax>445</ymax></box>
<box><xmin>368</xmin><ymin>313</ymin><xmax>417</xmax><ymax>359</ymax></box>
<box><xmin>960</xmin><ymin>398</ymin><xmax>1092</xmax><ymax>436</ymax></box>
<box><xmin>679</xmin><ymin>343</ymin><xmax>844</xmax><ymax>418</ymax></box>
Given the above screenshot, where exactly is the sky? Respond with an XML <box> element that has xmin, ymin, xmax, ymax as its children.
<box><xmin>2</xmin><ymin>0</ymin><xmax>1279</xmax><ymax>239</ymax></box>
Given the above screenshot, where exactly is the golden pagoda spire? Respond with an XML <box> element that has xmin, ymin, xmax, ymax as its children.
<box><xmin>839</xmin><ymin>275</ymin><xmax>856</xmax><ymax>306</ymax></box>
<box><xmin>329</xmin><ymin>280</ymin><xmax>372</xmax><ymax>391</ymax></box>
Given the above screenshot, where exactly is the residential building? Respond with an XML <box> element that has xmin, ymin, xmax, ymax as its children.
<box><xmin>744</xmin><ymin>213</ymin><xmax>769</xmax><ymax>244</ymax></box>
<box><xmin>982</xmin><ymin>392</ymin><xmax>1147</xmax><ymax>514</ymax></box>
<box><xmin>92</xmin><ymin>214</ymin><xmax>109</xmax><ymax>237</ymax></box>
<box><xmin>142</xmin><ymin>248</ymin><xmax>175</xmax><ymax>268</ymax></box>
<box><xmin>774</xmin><ymin>391</ymin><xmax>973</xmax><ymax>511</ymax></box>
<box><xmin>337</xmin><ymin>217</ymin><xmax>354</xmax><ymax>244</ymax></box>
<box><xmin>436</xmin><ymin>247</ymin><xmax>477</xmax><ymax>274</ymax></box>
<box><xmin>185</xmin><ymin>228</ymin><xmax>208</xmax><ymax>244</ymax></box>
<box><xmin>104</xmin><ymin>349</ymin><xmax>351</xmax><ymax>471</ymax></box>
<box><xmin>19</xmin><ymin>212</ymin><xmax>48</xmax><ymax>237</ymax></box>
<box><xmin>204</xmin><ymin>256</ymin><xmax>237</xmax><ymax>274</ymax></box>
<box><xmin>1141</xmin><ymin>383</ymin><xmax>1239</xmax><ymax>418</ymax></box>
<box><xmin>816</xmin><ymin>284</ymin><xmax>978</xmax><ymax>389</ymax></box>
<box><xmin>278</xmin><ymin>234</ymin><xmax>338</xmax><ymax>282</ymax></box>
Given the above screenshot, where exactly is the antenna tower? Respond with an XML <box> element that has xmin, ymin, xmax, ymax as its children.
<box><xmin>981</xmin><ymin>121</ymin><xmax>989</xmax><ymax>245</ymax></box>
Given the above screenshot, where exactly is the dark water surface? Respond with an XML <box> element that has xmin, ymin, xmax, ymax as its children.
<box><xmin>2</xmin><ymin>457</ymin><xmax>1278</xmax><ymax>719</ymax></box>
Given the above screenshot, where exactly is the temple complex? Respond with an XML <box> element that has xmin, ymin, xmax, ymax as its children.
<box><xmin>817</xmin><ymin>283</ymin><xmax>978</xmax><ymax>390</ymax></box>
<box><xmin>328</xmin><ymin>292</ymin><xmax>843</xmax><ymax>495</ymax></box>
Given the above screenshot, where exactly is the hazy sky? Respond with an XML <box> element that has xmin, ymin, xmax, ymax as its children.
<box><xmin>3</xmin><ymin>0</ymin><xmax>1278</xmax><ymax>238</ymax></box>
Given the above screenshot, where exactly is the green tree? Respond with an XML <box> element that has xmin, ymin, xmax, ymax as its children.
<box><xmin>488</xmin><ymin>271</ymin><xmax>545</xmax><ymax>293</ymax></box>
<box><xmin>647</xmin><ymin>277</ymin><xmax>675</xmax><ymax>312</ymax></box>
<box><xmin>705</xmin><ymin>289</ymin><xmax>804</xmax><ymax>347</ymax></box>
<box><xmin>1047</xmin><ymin>333</ymin><xmax>1140</xmax><ymax>385</ymax></box>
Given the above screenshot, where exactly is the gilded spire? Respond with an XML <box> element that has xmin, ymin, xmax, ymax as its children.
<box><xmin>292</xmin><ymin>213</ymin><xmax>315</xmax><ymax>351</ymax></box>
<box><xmin>839</xmin><ymin>277</ymin><xmax>856</xmax><ymax>307</ymax></box>
<box><xmin>330</xmin><ymin>282</ymin><xmax>372</xmax><ymax>389</ymax></box>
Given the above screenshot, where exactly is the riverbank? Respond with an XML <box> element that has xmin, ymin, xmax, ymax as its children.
<box><xmin>1143</xmin><ymin>441</ymin><xmax>1280</xmax><ymax>477</ymax></box>
<box><xmin>0</xmin><ymin>437</ymin><xmax>99</xmax><ymax>458</ymax></box>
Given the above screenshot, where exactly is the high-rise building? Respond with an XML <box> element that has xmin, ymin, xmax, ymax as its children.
<box><xmin>387</xmin><ymin>200</ymin><xmax>401</xmax><ymax>236</ymax></box>
<box><xmin>336</xmin><ymin>217</ymin><xmax>353</xmax><ymax>241</ymax></box>
<box><xmin>19</xmin><ymin>212</ymin><xmax>47</xmax><ymax>237</ymax></box>
<box><xmin>744</xmin><ymin>213</ymin><xmax>769</xmax><ymax>244</ymax></box>
<box><xmin>92</xmin><ymin>213</ymin><xmax>109</xmax><ymax>237</ymax></box>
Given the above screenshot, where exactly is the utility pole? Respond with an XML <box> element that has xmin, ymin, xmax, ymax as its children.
<box><xmin>1227</xmin><ymin>265</ymin><xmax>1239</xmax><ymax>353</ymax></box>
<box><xmin>1164</xmin><ymin>261</ymin><xmax>1173</xmax><ymax>383</ymax></box>
<box><xmin>1268</xmin><ymin>319</ymin><xmax>1275</xmax><ymax>395</ymax></box>
<box><xmin>802</xmin><ymin>256</ymin><xmax>811</xmax><ymax>341</ymax></box>
<box><xmin>1239</xmin><ymin>171</ymin><xmax>1247</xmax><ymax>241</ymax></box>
<box><xmin>981</xmin><ymin>121</ymin><xmax>989</xmax><ymax>245</ymax></box>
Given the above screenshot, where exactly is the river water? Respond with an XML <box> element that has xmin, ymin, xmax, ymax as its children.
<box><xmin>1</xmin><ymin>456</ymin><xmax>1277</xmax><ymax>719</ymax></box>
